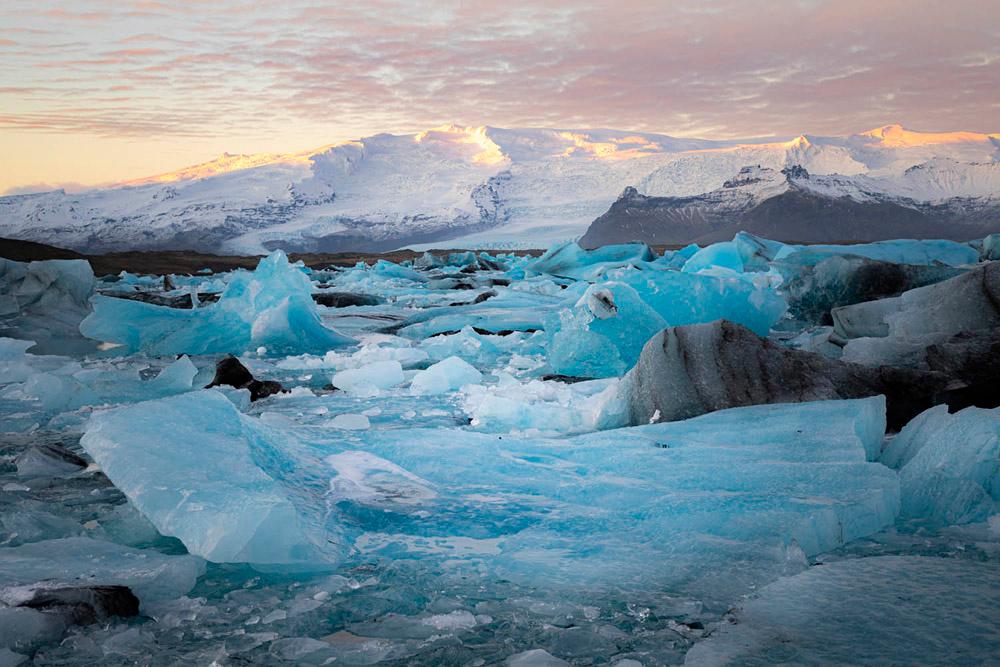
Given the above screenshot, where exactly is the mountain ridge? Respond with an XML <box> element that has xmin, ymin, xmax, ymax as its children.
<box><xmin>1</xmin><ymin>123</ymin><xmax>997</xmax><ymax>254</ymax></box>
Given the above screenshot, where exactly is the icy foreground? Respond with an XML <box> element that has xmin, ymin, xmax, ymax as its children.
<box><xmin>1</xmin><ymin>233</ymin><xmax>999</xmax><ymax>664</ymax></box>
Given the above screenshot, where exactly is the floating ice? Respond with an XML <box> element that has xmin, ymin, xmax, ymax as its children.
<box><xmin>80</xmin><ymin>251</ymin><xmax>354</xmax><ymax>356</ymax></box>
<box><xmin>81</xmin><ymin>390</ymin><xmax>343</xmax><ymax>567</ymax></box>
<box><xmin>79</xmin><ymin>389</ymin><xmax>894</xmax><ymax>605</ymax></box>
<box><xmin>526</xmin><ymin>242</ymin><xmax>655</xmax><ymax>281</ymax></box>
<box><xmin>545</xmin><ymin>271</ymin><xmax>787</xmax><ymax>377</ymax></box>
<box><xmin>681</xmin><ymin>241</ymin><xmax>745</xmax><ymax>274</ymax></box>
<box><xmin>0</xmin><ymin>537</ymin><xmax>204</xmax><ymax>607</ymax></box>
<box><xmin>331</xmin><ymin>360</ymin><xmax>405</xmax><ymax>396</ymax></box>
<box><xmin>461</xmin><ymin>373</ymin><xmax>623</xmax><ymax>434</ymax></box>
<box><xmin>774</xmin><ymin>238</ymin><xmax>979</xmax><ymax>267</ymax></box>
<box><xmin>409</xmin><ymin>356</ymin><xmax>482</xmax><ymax>395</ymax></box>
<box><xmin>884</xmin><ymin>405</ymin><xmax>999</xmax><ymax>525</ymax></box>
<box><xmin>0</xmin><ymin>258</ymin><xmax>96</xmax><ymax>354</ymax></box>
<box><xmin>329</xmin><ymin>413</ymin><xmax>371</xmax><ymax>430</ymax></box>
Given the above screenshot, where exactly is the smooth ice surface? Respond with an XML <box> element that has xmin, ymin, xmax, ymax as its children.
<box><xmin>80</xmin><ymin>251</ymin><xmax>354</xmax><ymax>356</ymax></box>
<box><xmin>81</xmin><ymin>390</ymin><xmax>344</xmax><ymax>567</ymax></box>
<box><xmin>684</xmin><ymin>556</ymin><xmax>1000</xmax><ymax>666</ymax></box>
<box><xmin>884</xmin><ymin>405</ymin><xmax>1000</xmax><ymax>525</ymax></box>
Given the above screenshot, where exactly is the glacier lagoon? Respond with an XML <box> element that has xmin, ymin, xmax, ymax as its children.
<box><xmin>0</xmin><ymin>236</ymin><xmax>998</xmax><ymax>666</ymax></box>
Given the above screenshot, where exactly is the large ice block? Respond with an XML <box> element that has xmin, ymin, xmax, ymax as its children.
<box><xmin>81</xmin><ymin>390</ymin><xmax>344</xmax><ymax>567</ymax></box>
<box><xmin>885</xmin><ymin>405</ymin><xmax>999</xmax><ymax>525</ymax></box>
<box><xmin>80</xmin><ymin>250</ymin><xmax>354</xmax><ymax>356</ymax></box>
<box><xmin>525</xmin><ymin>242</ymin><xmax>655</xmax><ymax>281</ymax></box>
<box><xmin>79</xmin><ymin>390</ymin><xmax>895</xmax><ymax>604</ymax></box>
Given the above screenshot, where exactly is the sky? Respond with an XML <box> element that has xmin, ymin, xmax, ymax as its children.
<box><xmin>1</xmin><ymin>0</ymin><xmax>998</xmax><ymax>194</ymax></box>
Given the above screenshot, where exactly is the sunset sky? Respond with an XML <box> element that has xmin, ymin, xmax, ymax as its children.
<box><xmin>1</xmin><ymin>0</ymin><xmax>998</xmax><ymax>194</ymax></box>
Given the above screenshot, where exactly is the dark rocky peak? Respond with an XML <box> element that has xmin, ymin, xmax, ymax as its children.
<box><xmin>781</xmin><ymin>164</ymin><xmax>810</xmax><ymax>181</ymax></box>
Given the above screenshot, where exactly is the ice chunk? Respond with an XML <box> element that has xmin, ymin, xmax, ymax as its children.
<box><xmin>506</xmin><ymin>649</ymin><xmax>571</xmax><ymax>666</ymax></box>
<box><xmin>81</xmin><ymin>390</ymin><xmax>343</xmax><ymax>567</ymax></box>
<box><xmin>681</xmin><ymin>241</ymin><xmax>744</xmax><ymax>274</ymax></box>
<box><xmin>330</xmin><ymin>413</ymin><xmax>371</xmax><ymax>430</ymax></box>
<box><xmin>0</xmin><ymin>258</ymin><xmax>96</xmax><ymax>354</ymax></box>
<box><xmin>732</xmin><ymin>232</ymin><xmax>787</xmax><ymax>271</ymax></box>
<box><xmin>0</xmin><ymin>537</ymin><xmax>203</xmax><ymax>607</ymax></box>
<box><xmin>684</xmin><ymin>556</ymin><xmax>1000</xmax><ymax>666</ymax></box>
<box><xmin>409</xmin><ymin>356</ymin><xmax>482</xmax><ymax>395</ymax></box>
<box><xmin>80</xmin><ymin>250</ymin><xmax>354</xmax><ymax>356</ymax></box>
<box><xmin>888</xmin><ymin>406</ymin><xmax>999</xmax><ymax>525</ymax></box>
<box><xmin>774</xmin><ymin>238</ymin><xmax>979</xmax><ymax>267</ymax></box>
<box><xmin>461</xmin><ymin>374</ymin><xmax>623</xmax><ymax>434</ymax></box>
<box><xmin>546</xmin><ymin>282</ymin><xmax>667</xmax><ymax>377</ymax></box>
<box><xmin>982</xmin><ymin>232</ymin><xmax>1000</xmax><ymax>261</ymax></box>
<box><xmin>526</xmin><ymin>242</ymin><xmax>655</xmax><ymax>281</ymax></box>
<box><xmin>776</xmin><ymin>254</ymin><xmax>963</xmax><ymax>325</ymax></box>
<box><xmin>355</xmin><ymin>397</ymin><xmax>897</xmax><ymax>605</ymax></box>
<box><xmin>331</xmin><ymin>360</ymin><xmax>405</xmax><ymax>396</ymax></box>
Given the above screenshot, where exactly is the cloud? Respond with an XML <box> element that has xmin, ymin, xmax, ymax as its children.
<box><xmin>2</xmin><ymin>181</ymin><xmax>96</xmax><ymax>195</ymax></box>
<box><xmin>0</xmin><ymin>0</ymin><xmax>997</xmax><ymax>190</ymax></box>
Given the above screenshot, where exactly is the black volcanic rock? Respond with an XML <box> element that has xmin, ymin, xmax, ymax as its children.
<box><xmin>618</xmin><ymin>320</ymin><xmax>952</xmax><ymax>430</ymax></box>
<box><xmin>312</xmin><ymin>291</ymin><xmax>381</xmax><ymax>307</ymax></box>
<box><xmin>20</xmin><ymin>586</ymin><xmax>140</xmax><ymax>625</ymax></box>
<box><xmin>206</xmin><ymin>355</ymin><xmax>284</xmax><ymax>401</ymax></box>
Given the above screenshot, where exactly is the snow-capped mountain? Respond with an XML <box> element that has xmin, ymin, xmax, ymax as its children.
<box><xmin>580</xmin><ymin>160</ymin><xmax>1000</xmax><ymax>247</ymax></box>
<box><xmin>1</xmin><ymin>124</ymin><xmax>997</xmax><ymax>254</ymax></box>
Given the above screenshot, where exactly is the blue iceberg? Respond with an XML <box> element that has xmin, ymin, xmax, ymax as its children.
<box><xmin>80</xmin><ymin>251</ymin><xmax>354</xmax><ymax>356</ymax></box>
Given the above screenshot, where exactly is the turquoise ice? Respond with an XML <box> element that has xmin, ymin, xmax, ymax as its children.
<box><xmin>80</xmin><ymin>250</ymin><xmax>354</xmax><ymax>356</ymax></box>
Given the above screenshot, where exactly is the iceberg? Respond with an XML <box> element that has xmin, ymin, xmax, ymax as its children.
<box><xmin>525</xmin><ymin>242</ymin><xmax>655</xmax><ymax>281</ymax></box>
<box><xmin>0</xmin><ymin>258</ymin><xmax>96</xmax><ymax>354</ymax></box>
<box><xmin>774</xmin><ymin>238</ymin><xmax>979</xmax><ymax>267</ymax></box>
<box><xmin>80</xmin><ymin>251</ymin><xmax>354</xmax><ymax>356</ymax></box>
<box><xmin>81</xmin><ymin>390</ymin><xmax>344</xmax><ymax>567</ymax></box>
<box><xmin>80</xmin><ymin>388</ymin><xmax>896</xmax><ymax>607</ymax></box>
<box><xmin>884</xmin><ymin>405</ymin><xmax>999</xmax><ymax>525</ymax></box>
<box><xmin>545</xmin><ymin>270</ymin><xmax>787</xmax><ymax>377</ymax></box>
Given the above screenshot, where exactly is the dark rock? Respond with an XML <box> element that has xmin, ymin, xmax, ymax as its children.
<box><xmin>448</xmin><ymin>291</ymin><xmax>496</xmax><ymax>306</ymax></box>
<box><xmin>490</xmin><ymin>278</ymin><xmax>511</xmax><ymax>287</ymax></box>
<box><xmin>834</xmin><ymin>261</ymin><xmax>1000</xmax><ymax>341</ymax></box>
<box><xmin>312</xmin><ymin>291</ymin><xmax>381</xmax><ymax>308</ymax></box>
<box><xmin>101</xmin><ymin>291</ymin><xmax>220</xmax><ymax>309</ymax></box>
<box><xmin>20</xmin><ymin>586</ymin><xmax>140</xmax><ymax>625</ymax></box>
<box><xmin>15</xmin><ymin>443</ymin><xmax>88</xmax><ymax>478</ymax></box>
<box><xmin>619</xmin><ymin>320</ymin><xmax>952</xmax><ymax>430</ymax></box>
<box><xmin>206</xmin><ymin>355</ymin><xmax>284</xmax><ymax>401</ymax></box>
<box><xmin>541</xmin><ymin>374</ymin><xmax>594</xmax><ymax>384</ymax></box>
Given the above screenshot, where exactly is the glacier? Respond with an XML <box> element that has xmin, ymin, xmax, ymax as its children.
<box><xmin>1</xmin><ymin>232</ymin><xmax>998</xmax><ymax>665</ymax></box>
<box><xmin>2</xmin><ymin>123</ymin><xmax>1000</xmax><ymax>254</ymax></box>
